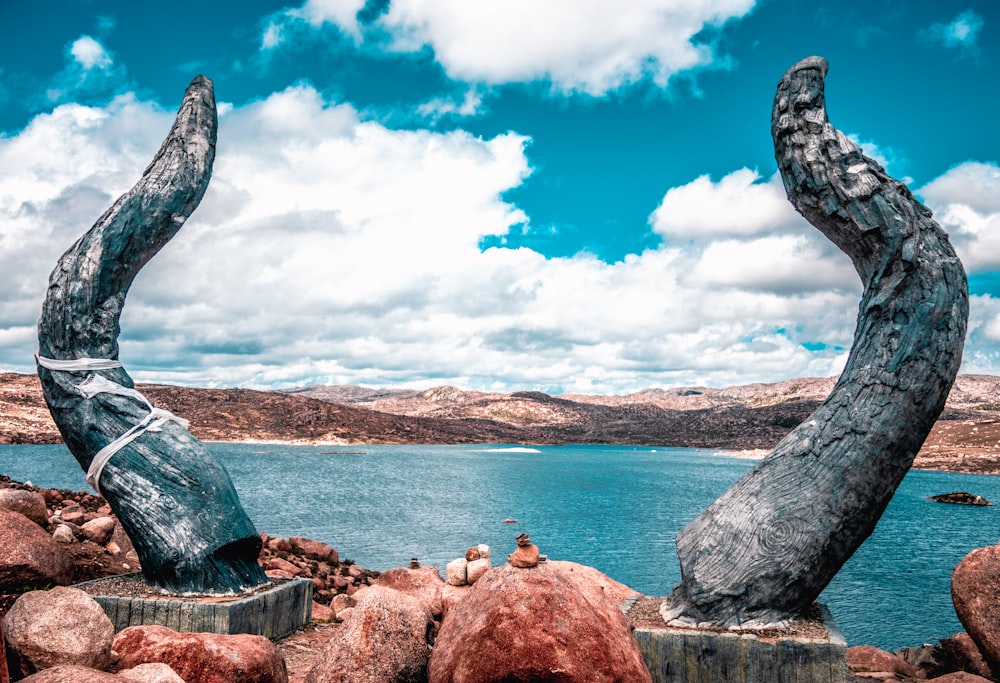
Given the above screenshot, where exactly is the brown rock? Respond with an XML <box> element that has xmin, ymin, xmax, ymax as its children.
<box><xmin>0</xmin><ymin>508</ymin><xmax>74</xmax><ymax>591</ymax></box>
<box><xmin>80</xmin><ymin>517</ymin><xmax>116</xmax><ymax>546</ymax></box>
<box><xmin>311</xmin><ymin>601</ymin><xmax>335</xmax><ymax>622</ymax></box>
<box><xmin>51</xmin><ymin>525</ymin><xmax>76</xmax><ymax>544</ymax></box>
<box><xmin>2</xmin><ymin>587</ymin><xmax>115</xmax><ymax>676</ymax></box>
<box><xmin>429</xmin><ymin>561</ymin><xmax>652</xmax><ymax>683</ymax></box>
<box><xmin>926</xmin><ymin>673</ymin><xmax>993</xmax><ymax>682</ymax></box>
<box><xmin>288</xmin><ymin>537</ymin><xmax>338</xmax><ymax>564</ymax></box>
<box><xmin>265</xmin><ymin>569</ymin><xmax>296</xmax><ymax>580</ymax></box>
<box><xmin>952</xmin><ymin>545</ymin><xmax>1000</xmax><ymax>677</ymax></box>
<box><xmin>375</xmin><ymin>565</ymin><xmax>446</xmax><ymax>617</ymax></box>
<box><xmin>305</xmin><ymin>586</ymin><xmax>432</xmax><ymax>683</ymax></box>
<box><xmin>265</xmin><ymin>557</ymin><xmax>303</xmax><ymax>576</ymax></box>
<box><xmin>941</xmin><ymin>632</ymin><xmax>993</xmax><ymax>680</ymax></box>
<box><xmin>0</xmin><ymin>489</ymin><xmax>49</xmax><ymax>527</ymax></box>
<box><xmin>329</xmin><ymin>593</ymin><xmax>356</xmax><ymax>613</ymax></box>
<box><xmin>118</xmin><ymin>663</ymin><xmax>186</xmax><ymax>683</ymax></box>
<box><xmin>465</xmin><ymin>547</ymin><xmax>480</xmax><ymax>562</ymax></box>
<box><xmin>848</xmin><ymin>645</ymin><xmax>917</xmax><ymax>678</ymax></box>
<box><xmin>267</xmin><ymin>537</ymin><xmax>292</xmax><ymax>552</ymax></box>
<box><xmin>59</xmin><ymin>508</ymin><xmax>86</xmax><ymax>525</ymax></box>
<box><xmin>114</xmin><ymin>625</ymin><xmax>287</xmax><ymax>683</ymax></box>
<box><xmin>507</xmin><ymin>543</ymin><xmax>539</xmax><ymax>568</ymax></box>
<box><xmin>18</xmin><ymin>665</ymin><xmax>124</xmax><ymax>682</ymax></box>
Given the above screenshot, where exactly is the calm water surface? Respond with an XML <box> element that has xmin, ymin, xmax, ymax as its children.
<box><xmin>2</xmin><ymin>442</ymin><xmax>998</xmax><ymax>650</ymax></box>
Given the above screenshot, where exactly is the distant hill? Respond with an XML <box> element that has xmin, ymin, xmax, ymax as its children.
<box><xmin>4</xmin><ymin>373</ymin><xmax>1000</xmax><ymax>472</ymax></box>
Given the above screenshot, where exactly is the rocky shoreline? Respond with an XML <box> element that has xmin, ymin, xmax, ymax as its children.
<box><xmin>2</xmin><ymin>474</ymin><xmax>1000</xmax><ymax>682</ymax></box>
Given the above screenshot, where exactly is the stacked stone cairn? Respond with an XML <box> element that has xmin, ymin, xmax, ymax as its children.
<box><xmin>445</xmin><ymin>544</ymin><xmax>492</xmax><ymax>586</ymax></box>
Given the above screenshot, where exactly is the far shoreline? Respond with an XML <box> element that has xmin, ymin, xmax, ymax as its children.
<box><xmin>207</xmin><ymin>439</ymin><xmax>1000</xmax><ymax>476</ymax></box>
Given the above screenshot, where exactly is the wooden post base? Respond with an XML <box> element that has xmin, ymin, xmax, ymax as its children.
<box><xmin>78</xmin><ymin>575</ymin><xmax>312</xmax><ymax>639</ymax></box>
<box><xmin>624</xmin><ymin>598</ymin><xmax>848</xmax><ymax>683</ymax></box>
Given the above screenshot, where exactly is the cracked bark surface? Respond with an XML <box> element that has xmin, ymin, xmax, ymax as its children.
<box><xmin>660</xmin><ymin>56</ymin><xmax>968</xmax><ymax>628</ymax></box>
<box><xmin>36</xmin><ymin>76</ymin><xmax>267</xmax><ymax>594</ymax></box>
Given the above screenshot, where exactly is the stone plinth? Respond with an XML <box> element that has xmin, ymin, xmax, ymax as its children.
<box><xmin>624</xmin><ymin>598</ymin><xmax>848</xmax><ymax>683</ymax></box>
<box><xmin>77</xmin><ymin>575</ymin><xmax>312</xmax><ymax>639</ymax></box>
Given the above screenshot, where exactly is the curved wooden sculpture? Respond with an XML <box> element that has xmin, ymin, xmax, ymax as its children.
<box><xmin>36</xmin><ymin>76</ymin><xmax>268</xmax><ymax>594</ymax></box>
<box><xmin>660</xmin><ymin>56</ymin><xmax>968</xmax><ymax>628</ymax></box>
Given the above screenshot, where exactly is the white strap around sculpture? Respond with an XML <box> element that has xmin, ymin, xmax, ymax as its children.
<box><xmin>35</xmin><ymin>355</ymin><xmax>190</xmax><ymax>496</ymax></box>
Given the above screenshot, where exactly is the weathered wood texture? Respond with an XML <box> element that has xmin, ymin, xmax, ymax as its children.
<box><xmin>36</xmin><ymin>76</ymin><xmax>267</xmax><ymax>594</ymax></box>
<box><xmin>85</xmin><ymin>577</ymin><xmax>313</xmax><ymax>638</ymax></box>
<box><xmin>631</xmin><ymin>605</ymin><xmax>848</xmax><ymax>683</ymax></box>
<box><xmin>661</xmin><ymin>56</ymin><xmax>968</xmax><ymax>627</ymax></box>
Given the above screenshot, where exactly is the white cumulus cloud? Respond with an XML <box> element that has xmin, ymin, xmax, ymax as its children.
<box><xmin>650</xmin><ymin>169</ymin><xmax>804</xmax><ymax>239</ymax></box>
<box><xmin>920</xmin><ymin>162</ymin><xmax>1000</xmax><ymax>273</ymax></box>
<box><xmin>70</xmin><ymin>36</ymin><xmax>113</xmax><ymax>71</ymax></box>
<box><xmin>264</xmin><ymin>0</ymin><xmax>757</xmax><ymax>96</ymax></box>
<box><xmin>3</xmin><ymin>88</ymin><xmax>944</xmax><ymax>395</ymax></box>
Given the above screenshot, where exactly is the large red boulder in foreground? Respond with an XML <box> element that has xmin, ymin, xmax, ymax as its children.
<box><xmin>306</xmin><ymin>585</ymin><xmax>433</xmax><ymax>683</ymax></box>
<box><xmin>113</xmin><ymin>625</ymin><xmax>287</xmax><ymax>683</ymax></box>
<box><xmin>952</xmin><ymin>545</ymin><xmax>1000</xmax><ymax>678</ymax></box>
<box><xmin>2</xmin><ymin>587</ymin><xmax>114</xmax><ymax>677</ymax></box>
<box><xmin>429</xmin><ymin>560</ymin><xmax>651</xmax><ymax>683</ymax></box>
<box><xmin>0</xmin><ymin>508</ymin><xmax>73</xmax><ymax>591</ymax></box>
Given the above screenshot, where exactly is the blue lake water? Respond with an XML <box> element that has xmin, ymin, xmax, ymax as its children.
<box><xmin>2</xmin><ymin>442</ymin><xmax>998</xmax><ymax>651</ymax></box>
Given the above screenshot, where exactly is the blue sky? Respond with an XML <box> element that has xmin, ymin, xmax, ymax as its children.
<box><xmin>1</xmin><ymin>0</ymin><xmax>998</xmax><ymax>394</ymax></box>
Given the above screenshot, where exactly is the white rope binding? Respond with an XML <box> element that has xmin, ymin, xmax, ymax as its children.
<box><xmin>35</xmin><ymin>355</ymin><xmax>123</xmax><ymax>371</ymax></box>
<box><xmin>35</xmin><ymin>355</ymin><xmax>189</xmax><ymax>497</ymax></box>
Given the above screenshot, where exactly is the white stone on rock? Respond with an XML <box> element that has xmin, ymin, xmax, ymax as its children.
<box><xmin>445</xmin><ymin>558</ymin><xmax>468</xmax><ymax>586</ymax></box>
<box><xmin>466</xmin><ymin>558</ymin><xmax>491</xmax><ymax>585</ymax></box>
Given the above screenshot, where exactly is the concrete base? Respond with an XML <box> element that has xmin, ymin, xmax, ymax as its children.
<box><xmin>77</xmin><ymin>575</ymin><xmax>312</xmax><ymax>639</ymax></box>
<box><xmin>624</xmin><ymin>599</ymin><xmax>849</xmax><ymax>683</ymax></box>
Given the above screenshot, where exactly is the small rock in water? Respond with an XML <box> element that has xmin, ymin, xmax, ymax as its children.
<box><xmin>930</xmin><ymin>492</ymin><xmax>991</xmax><ymax>506</ymax></box>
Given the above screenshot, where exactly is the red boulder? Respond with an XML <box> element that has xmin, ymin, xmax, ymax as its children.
<box><xmin>847</xmin><ymin>645</ymin><xmax>916</xmax><ymax>678</ymax></box>
<box><xmin>952</xmin><ymin>545</ymin><xmax>1000</xmax><ymax>678</ymax></box>
<box><xmin>306</xmin><ymin>585</ymin><xmax>432</xmax><ymax>683</ymax></box>
<box><xmin>0</xmin><ymin>489</ymin><xmax>49</xmax><ymax>528</ymax></box>
<box><xmin>289</xmin><ymin>537</ymin><xmax>338</xmax><ymax>564</ymax></box>
<box><xmin>113</xmin><ymin>625</ymin><xmax>287</xmax><ymax>683</ymax></box>
<box><xmin>429</xmin><ymin>561</ymin><xmax>651</xmax><ymax>683</ymax></box>
<box><xmin>2</xmin><ymin>587</ymin><xmax>114</xmax><ymax>676</ymax></box>
<box><xmin>0</xmin><ymin>508</ymin><xmax>74</xmax><ymax>591</ymax></box>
